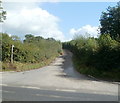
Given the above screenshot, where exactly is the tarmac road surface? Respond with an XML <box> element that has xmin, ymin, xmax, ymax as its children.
<box><xmin>1</xmin><ymin>50</ymin><xmax>119</xmax><ymax>101</ymax></box>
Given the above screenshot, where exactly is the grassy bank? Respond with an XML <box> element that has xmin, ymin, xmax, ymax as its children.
<box><xmin>1</xmin><ymin>56</ymin><xmax>58</xmax><ymax>72</ymax></box>
<box><xmin>73</xmin><ymin>56</ymin><xmax>120</xmax><ymax>82</ymax></box>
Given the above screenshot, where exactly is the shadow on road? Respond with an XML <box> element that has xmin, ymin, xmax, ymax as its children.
<box><xmin>54</xmin><ymin>50</ymin><xmax>120</xmax><ymax>85</ymax></box>
<box><xmin>54</xmin><ymin>50</ymin><xmax>94</xmax><ymax>81</ymax></box>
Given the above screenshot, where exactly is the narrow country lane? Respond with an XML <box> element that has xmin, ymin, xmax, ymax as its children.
<box><xmin>1</xmin><ymin>50</ymin><xmax>118</xmax><ymax>101</ymax></box>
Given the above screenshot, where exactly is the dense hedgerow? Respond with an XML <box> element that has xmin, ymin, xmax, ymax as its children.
<box><xmin>63</xmin><ymin>34</ymin><xmax>120</xmax><ymax>80</ymax></box>
<box><xmin>2</xmin><ymin>33</ymin><xmax>62</xmax><ymax>63</ymax></box>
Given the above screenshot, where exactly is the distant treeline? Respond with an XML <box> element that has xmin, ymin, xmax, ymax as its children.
<box><xmin>2</xmin><ymin>33</ymin><xmax>62</xmax><ymax>63</ymax></box>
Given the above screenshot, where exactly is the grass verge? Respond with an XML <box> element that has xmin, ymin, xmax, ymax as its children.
<box><xmin>1</xmin><ymin>56</ymin><xmax>57</xmax><ymax>72</ymax></box>
<box><xmin>72</xmin><ymin>56</ymin><xmax>120</xmax><ymax>82</ymax></box>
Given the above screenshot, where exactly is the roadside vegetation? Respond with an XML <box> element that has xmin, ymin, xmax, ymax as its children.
<box><xmin>1</xmin><ymin>33</ymin><xmax>62</xmax><ymax>71</ymax></box>
<box><xmin>63</xmin><ymin>2</ymin><xmax>120</xmax><ymax>81</ymax></box>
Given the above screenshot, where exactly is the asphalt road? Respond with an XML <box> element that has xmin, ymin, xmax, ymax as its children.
<box><xmin>1</xmin><ymin>50</ymin><xmax>119</xmax><ymax>101</ymax></box>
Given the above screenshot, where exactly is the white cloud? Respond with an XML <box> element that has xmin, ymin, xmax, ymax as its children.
<box><xmin>3</xmin><ymin>2</ymin><xmax>65</xmax><ymax>41</ymax></box>
<box><xmin>69</xmin><ymin>25</ymin><xmax>100</xmax><ymax>38</ymax></box>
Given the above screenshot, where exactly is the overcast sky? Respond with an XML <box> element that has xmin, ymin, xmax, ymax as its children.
<box><xmin>2</xmin><ymin>2</ymin><xmax>117</xmax><ymax>41</ymax></box>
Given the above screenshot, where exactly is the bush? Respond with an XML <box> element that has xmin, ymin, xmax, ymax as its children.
<box><xmin>1</xmin><ymin>33</ymin><xmax>62</xmax><ymax>64</ymax></box>
<box><xmin>63</xmin><ymin>34</ymin><xmax>120</xmax><ymax>81</ymax></box>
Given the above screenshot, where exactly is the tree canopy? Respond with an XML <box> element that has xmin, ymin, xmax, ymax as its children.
<box><xmin>100</xmin><ymin>2</ymin><xmax>120</xmax><ymax>42</ymax></box>
<box><xmin>0</xmin><ymin>0</ymin><xmax>6</xmax><ymax>22</ymax></box>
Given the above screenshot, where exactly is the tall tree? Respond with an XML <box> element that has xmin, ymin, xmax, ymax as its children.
<box><xmin>24</xmin><ymin>34</ymin><xmax>35</xmax><ymax>43</ymax></box>
<box><xmin>100</xmin><ymin>2</ymin><xmax>120</xmax><ymax>42</ymax></box>
<box><xmin>0</xmin><ymin>0</ymin><xmax>6</xmax><ymax>22</ymax></box>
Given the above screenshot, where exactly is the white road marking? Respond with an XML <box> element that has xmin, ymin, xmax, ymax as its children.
<box><xmin>1</xmin><ymin>84</ymin><xmax>40</xmax><ymax>90</ymax></box>
<box><xmin>36</xmin><ymin>94</ymin><xmax>62</xmax><ymax>98</ymax></box>
<box><xmin>22</xmin><ymin>86</ymin><xmax>40</xmax><ymax>89</ymax></box>
<box><xmin>35</xmin><ymin>94</ymin><xmax>74</xmax><ymax>99</ymax></box>
<box><xmin>0</xmin><ymin>84</ymin><xmax>8</xmax><ymax>86</ymax></box>
<box><xmin>2</xmin><ymin>90</ymin><xmax>15</xmax><ymax>93</ymax></box>
<box><xmin>1</xmin><ymin>84</ymin><xmax>77</xmax><ymax>94</ymax></box>
<box><xmin>56</xmin><ymin>88</ymin><xmax>76</xmax><ymax>92</ymax></box>
<box><xmin>1</xmin><ymin>84</ymin><xmax>117</xmax><ymax>96</ymax></box>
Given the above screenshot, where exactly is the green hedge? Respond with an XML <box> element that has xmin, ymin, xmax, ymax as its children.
<box><xmin>63</xmin><ymin>34</ymin><xmax>120</xmax><ymax>81</ymax></box>
<box><xmin>2</xmin><ymin>33</ymin><xmax>62</xmax><ymax>63</ymax></box>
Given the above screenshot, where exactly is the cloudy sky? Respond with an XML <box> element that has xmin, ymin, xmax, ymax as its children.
<box><xmin>2</xmin><ymin>2</ymin><xmax>117</xmax><ymax>41</ymax></box>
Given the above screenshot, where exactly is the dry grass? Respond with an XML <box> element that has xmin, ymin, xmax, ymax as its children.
<box><xmin>1</xmin><ymin>56</ymin><xmax>56</xmax><ymax>72</ymax></box>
